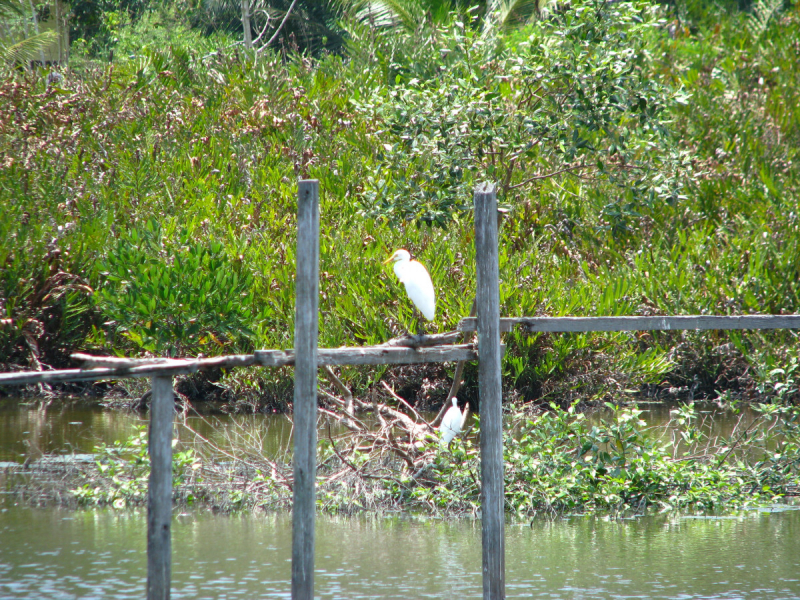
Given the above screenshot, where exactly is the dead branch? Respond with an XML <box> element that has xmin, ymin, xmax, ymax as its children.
<box><xmin>379</xmin><ymin>330</ymin><xmax>461</xmax><ymax>348</ymax></box>
<box><xmin>380</xmin><ymin>380</ymin><xmax>429</xmax><ymax>426</ymax></box>
<box><xmin>178</xmin><ymin>415</ymin><xmax>292</xmax><ymax>490</ymax></box>
<box><xmin>318</xmin><ymin>389</ymin><xmax>366</xmax><ymax>431</ymax></box>
<box><xmin>323</xmin><ymin>366</ymin><xmax>354</xmax><ymax>417</ymax></box>
<box><xmin>508</xmin><ymin>162</ymin><xmax>589</xmax><ymax>190</ymax></box>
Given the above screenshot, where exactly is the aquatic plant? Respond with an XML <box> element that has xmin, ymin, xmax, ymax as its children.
<box><xmin>403</xmin><ymin>402</ymin><xmax>800</xmax><ymax>516</ymax></box>
<box><xmin>73</xmin><ymin>426</ymin><xmax>200</xmax><ymax>508</ymax></box>
<box><xmin>66</xmin><ymin>402</ymin><xmax>800</xmax><ymax>515</ymax></box>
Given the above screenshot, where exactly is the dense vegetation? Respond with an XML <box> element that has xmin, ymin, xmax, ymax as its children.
<box><xmin>3</xmin><ymin>0</ymin><xmax>799</xmax><ymax>518</ymax></box>
<box><xmin>1</xmin><ymin>0</ymin><xmax>799</xmax><ymax>413</ymax></box>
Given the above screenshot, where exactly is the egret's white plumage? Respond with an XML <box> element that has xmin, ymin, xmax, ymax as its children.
<box><xmin>384</xmin><ymin>249</ymin><xmax>436</xmax><ymax>321</ymax></box>
<box><xmin>440</xmin><ymin>397</ymin><xmax>463</xmax><ymax>446</ymax></box>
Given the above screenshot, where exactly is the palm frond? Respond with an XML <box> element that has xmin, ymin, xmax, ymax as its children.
<box><xmin>337</xmin><ymin>0</ymin><xmax>450</xmax><ymax>33</ymax></box>
<box><xmin>745</xmin><ymin>0</ymin><xmax>784</xmax><ymax>40</ymax></box>
<box><xmin>0</xmin><ymin>29</ymin><xmax>58</xmax><ymax>65</ymax></box>
<box><xmin>0</xmin><ymin>0</ymin><xmax>24</xmax><ymax>18</ymax></box>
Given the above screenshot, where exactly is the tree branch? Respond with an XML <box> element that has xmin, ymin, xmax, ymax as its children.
<box><xmin>508</xmin><ymin>162</ymin><xmax>589</xmax><ymax>190</ymax></box>
<box><xmin>257</xmin><ymin>0</ymin><xmax>299</xmax><ymax>53</ymax></box>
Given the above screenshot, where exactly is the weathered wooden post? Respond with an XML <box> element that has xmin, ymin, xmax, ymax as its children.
<box><xmin>475</xmin><ymin>182</ymin><xmax>505</xmax><ymax>599</ymax></box>
<box><xmin>148</xmin><ymin>374</ymin><xmax>174</xmax><ymax>600</ymax></box>
<box><xmin>292</xmin><ymin>179</ymin><xmax>320</xmax><ymax>600</ymax></box>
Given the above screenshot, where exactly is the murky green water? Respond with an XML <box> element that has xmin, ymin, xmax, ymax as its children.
<box><xmin>1</xmin><ymin>505</ymin><xmax>798</xmax><ymax>598</ymax></box>
<box><xmin>2</xmin><ymin>400</ymin><xmax>799</xmax><ymax>598</ymax></box>
<box><xmin>0</xmin><ymin>398</ymin><xmax>296</xmax><ymax>464</ymax></box>
<box><xmin>0</xmin><ymin>398</ymin><xmax>768</xmax><ymax>465</ymax></box>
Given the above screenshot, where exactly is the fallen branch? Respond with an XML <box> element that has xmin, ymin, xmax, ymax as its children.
<box><xmin>380</xmin><ymin>380</ymin><xmax>429</xmax><ymax>426</ymax></box>
<box><xmin>379</xmin><ymin>330</ymin><xmax>461</xmax><ymax>349</ymax></box>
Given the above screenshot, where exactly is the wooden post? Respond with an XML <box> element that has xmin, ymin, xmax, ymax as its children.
<box><xmin>475</xmin><ymin>182</ymin><xmax>505</xmax><ymax>600</ymax></box>
<box><xmin>147</xmin><ymin>375</ymin><xmax>173</xmax><ymax>600</ymax></box>
<box><xmin>292</xmin><ymin>179</ymin><xmax>319</xmax><ymax>600</ymax></box>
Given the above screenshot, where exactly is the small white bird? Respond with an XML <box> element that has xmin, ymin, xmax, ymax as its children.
<box><xmin>440</xmin><ymin>397</ymin><xmax>463</xmax><ymax>447</ymax></box>
<box><xmin>383</xmin><ymin>249</ymin><xmax>436</xmax><ymax>322</ymax></box>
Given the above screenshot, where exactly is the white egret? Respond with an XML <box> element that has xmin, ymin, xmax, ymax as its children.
<box><xmin>439</xmin><ymin>397</ymin><xmax>463</xmax><ymax>447</ymax></box>
<box><xmin>383</xmin><ymin>249</ymin><xmax>436</xmax><ymax>322</ymax></box>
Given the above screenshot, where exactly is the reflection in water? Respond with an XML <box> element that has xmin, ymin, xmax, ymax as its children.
<box><xmin>0</xmin><ymin>399</ymin><xmax>774</xmax><ymax>465</ymax></box>
<box><xmin>0</xmin><ymin>506</ymin><xmax>798</xmax><ymax>599</ymax></box>
<box><xmin>0</xmin><ymin>399</ymin><xmax>298</xmax><ymax>464</ymax></box>
<box><xmin>0</xmin><ymin>400</ymin><xmax>148</xmax><ymax>463</ymax></box>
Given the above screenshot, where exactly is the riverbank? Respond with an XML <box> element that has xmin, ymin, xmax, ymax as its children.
<box><xmin>2</xmin><ymin>1</ymin><xmax>799</xmax><ymax>412</ymax></box>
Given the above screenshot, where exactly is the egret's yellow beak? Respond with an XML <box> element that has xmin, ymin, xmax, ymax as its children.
<box><xmin>382</xmin><ymin>254</ymin><xmax>394</xmax><ymax>265</ymax></box>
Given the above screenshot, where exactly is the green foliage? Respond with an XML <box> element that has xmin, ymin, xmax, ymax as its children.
<box><xmin>69</xmin><ymin>0</ymin><xmax>151</xmax><ymax>55</ymax></box>
<box><xmin>0</xmin><ymin>0</ymin><xmax>61</xmax><ymax>67</ymax></box>
<box><xmin>110</xmin><ymin>7</ymin><xmax>232</xmax><ymax>60</ymax></box>
<box><xmin>745</xmin><ymin>0</ymin><xmax>786</xmax><ymax>40</ymax></box>
<box><xmin>754</xmin><ymin>349</ymin><xmax>800</xmax><ymax>403</ymax></box>
<box><xmin>192</xmin><ymin>0</ymin><xmax>345</xmax><ymax>54</ymax></box>
<box><xmin>0</xmin><ymin>0</ymin><xmax>24</xmax><ymax>17</ymax></box>
<box><xmin>73</xmin><ymin>426</ymin><xmax>200</xmax><ymax>507</ymax></box>
<box><xmin>0</xmin><ymin>190</ymin><xmax>96</xmax><ymax>367</ymax></box>
<box><xmin>0</xmin><ymin>30</ymin><xmax>60</xmax><ymax>65</ymax></box>
<box><xmin>1</xmin><ymin>0</ymin><xmax>799</xmax><ymax>407</ymax></box>
<box><xmin>401</xmin><ymin>403</ymin><xmax>800</xmax><ymax>515</ymax></box>
<box><xmin>96</xmin><ymin>218</ymin><xmax>261</xmax><ymax>356</ymax></box>
<box><xmin>352</xmin><ymin>0</ymin><xmax>684</xmax><ymax>226</ymax></box>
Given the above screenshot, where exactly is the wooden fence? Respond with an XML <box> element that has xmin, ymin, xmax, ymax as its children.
<box><xmin>2</xmin><ymin>180</ymin><xmax>800</xmax><ymax>600</ymax></box>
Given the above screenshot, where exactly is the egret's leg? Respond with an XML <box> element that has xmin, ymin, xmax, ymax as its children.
<box><xmin>414</xmin><ymin>311</ymin><xmax>427</xmax><ymax>336</ymax></box>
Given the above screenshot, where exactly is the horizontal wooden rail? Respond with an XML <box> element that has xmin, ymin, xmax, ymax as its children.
<box><xmin>458</xmin><ymin>315</ymin><xmax>800</xmax><ymax>334</ymax></box>
<box><xmin>0</xmin><ymin>345</ymin><xmax>477</xmax><ymax>386</ymax></box>
<box><xmin>257</xmin><ymin>344</ymin><xmax>476</xmax><ymax>366</ymax></box>
<box><xmin>0</xmin><ymin>355</ymin><xmax>258</xmax><ymax>386</ymax></box>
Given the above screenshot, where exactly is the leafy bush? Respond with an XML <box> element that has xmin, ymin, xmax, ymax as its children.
<box><xmin>73</xmin><ymin>426</ymin><xmax>200</xmax><ymax>507</ymax></box>
<box><xmin>97</xmin><ymin>219</ymin><xmax>261</xmax><ymax>356</ymax></box>
<box><xmin>399</xmin><ymin>402</ymin><xmax>800</xmax><ymax>515</ymax></box>
<box><xmin>353</xmin><ymin>0</ymin><xmax>686</xmax><ymax>226</ymax></box>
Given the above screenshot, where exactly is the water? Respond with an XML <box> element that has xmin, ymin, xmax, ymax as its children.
<box><xmin>0</xmin><ymin>505</ymin><xmax>798</xmax><ymax>599</ymax></box>
<box><xmin>0</xmin><ymin>398</ymin><xmax>296</xmax><ymax>464</ymax></box>
<box><xmin>2</xmin><ymin>400</ymin><xmax>799</xmax><ymax>598</ymax></box>
<box><xmin>0</xmin><ymin>398</ymin><xmax>769</xmax><ymax>465</ymax></box>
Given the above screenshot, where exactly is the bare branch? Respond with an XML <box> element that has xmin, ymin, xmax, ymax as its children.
<box><xmin>380</xmin><ymin>380</ymin><xmax>429</xmax><ymax>426</ymax></box>
<box><xmin>508</xmin><ymin>162</ymin><xmax>588</xmax><ymax>190</ymax></box>
<box><xmin>257</xmin><ymin>0</ymin><xmax>299</xmax><ymax>53</ymax></box>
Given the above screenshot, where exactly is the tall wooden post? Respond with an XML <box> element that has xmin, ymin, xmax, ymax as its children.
<box><xmin>292</xmin><ymin>179</ymin><xmax>320</xmax><ymax>600</ymax></box>
<box><xmin>475</xmin><ymin>182</ymin><xmax>505</xmax><ymax>600</ymax></box>
<box><xmin>147</xmin><ymin>375</ymin><xmax>174</xmax><ymax>600</ymax></box>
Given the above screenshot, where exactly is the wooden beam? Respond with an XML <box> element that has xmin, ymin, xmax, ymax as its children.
<box><xmin>0</xmin><ymin>355</ymin><xmax>257</xmax><ymax>386</ymax></box>
<box><xmin>71</xmin><ymin>353</ymin><xmax>187</xmax><ymax>368</ymax></box>
<box><xmin>458</xmin><ymin>315</ymin><xmax>800</xmax><ymax>333</ymax></box>
<box><xmin>475</xmin><ymin>182</ymin><xmax>505</xmax><ymax>600</ymax></box>
<box><xmin>378</xmin><ymin>330</ymin><xmax>462</xmax><ymax>348</ymax></box>
<box><xmin>257</xmin><ymin>344</ymin><xmax>477</xmax><ymax>367</ymax></box>
<box><xmin>292</xmin><ymin>179</ymin><xmax>319</xmax><ymax>600</ymax></box>
<box><xmin>147</xmin><ymin>375</ymin><xmax>173</xmax><ymax>600</ymax></box>
<box><xmin>0</xmin><ymin>346</ymin><xmax>478</xmax><ymax>387</ymax></box>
